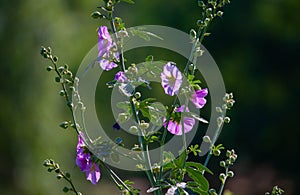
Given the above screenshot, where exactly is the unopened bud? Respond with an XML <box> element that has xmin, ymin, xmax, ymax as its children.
<box><xmin>91</xmin><ymin>11</ymin><xmax>102</xmax><ymax>19</ymax></box>
<box><xmin>217</xmin><ymin>11</ymin><xmax>223</xmax><ymax>17</ymax></box>
<box><xmin>139</xmin><ymin>121</ymin><xmax>149</xmax><ymax>130</ymax></box>
<box><xmin>203</xmin><ymin>136</ymin><xmax>211</xmax><ymax>143</ymax></box>
<box><xmin>227</xmin><ymin>171</ymin><xmax>234</xmax><ymax>177</ymax></box>
<box><xmin>224</xmin><ymin>117</ymin><xmax>230</xmax><ymax>123</ymax></box>
<box><xmin>118</xmin><ymin>113</ymin><xmax>129</xmax><ymax>123</ymax></box>
<box><xmin>134</xmin><ymin>92</ymin><xmax>141</xmax><ymax>99</ymax></box>
<box><xmin>220</xmin><ymin>161</ymin><xmax>226</xmax><ymax>167</ymax></box>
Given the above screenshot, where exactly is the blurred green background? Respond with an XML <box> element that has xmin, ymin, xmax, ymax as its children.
<box><xmin>1</xmin><ymin>0</ymin><xmax>299</xmax><ymax>194</ymax></box>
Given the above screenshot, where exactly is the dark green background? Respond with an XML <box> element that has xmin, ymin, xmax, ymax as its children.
<box><xmin>0</xmin><ymin>0</ymin><xmax>299</xmax><ymax>194</ymax></box>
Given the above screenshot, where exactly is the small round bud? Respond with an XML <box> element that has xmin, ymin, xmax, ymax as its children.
<box><xmin>129</xmin><ymin>126</ymin><xmax>138</xmax><ymax>133</ymax></box>
<box><xmin>213</xmin><ymin>149</ymin><xmax>221</xmax><ymax>156</ymax></box>
<box><xmin>62</xmin><ymin>187</ymin><xmax>69</xmax><ymax>193</ymax></box>
<box><xmin>53</xmin><ymin>56</ymin><xmax>58</xmax><ymax>62</ymax></box>
<box><xmin>59</xmin><ymin>90</ymin><xmax>65</xmax><ymax>96</ymax></box>
<box><xmin>226</xmin><ymin>150</ymin><xmax>231</xmax><ymax>157</ymax></box>
<box><xmin>56</xmin><ymin>174</ymin><xmax>63</xmax><ymax>179</ymax></box>
<box><xmin>196</xmin><ymin>20</ymin><xmax>203</xmax><ymax>27</ymax></box>
<box><xmin>203</xmin><ymin>136</ymin><xmax>211</xmax><ymax>143</ymax></box>
<box><xmin>226</xmin><ymin>159</ymin><xmax>232</xmax><ymax>165</ymax></box>
<box><xmin>224</xmin><ymin>117</ymin><xmax>230</xmax><ymax>123</ymax></box>
<box><xmin>55</xmin><ymin>77</ymin><xmax>61</xmax><ymax>83</ymax></box>
<box><xmin>217</xmin><ymin>11</ymin><xmax>223</xmax><ymax>17</ymax></box>
<box><xmin>206</xmin><ymin>8</ymin><xmax>213</xmax><ymax>15</ymax></box>
<box><xmin>139</xmin><ymin>121</ymin><xmax>149</xmax><ymax>130</ymax></box>
<box><xmin>198</xmin><ymin>1</ymin><xmax>206</xmax><ymax>8</ymax></box>
<box><xmin>91</xmin><ymin>11</ymin><xmax>102</xmax><ymax>19</ymax></box>
<box><xmin>134</xmin><ymin>92</ymin><xmax>141</xmax><ymax>99</ymax></box>
<box><xmin>220</xmin><ymin>161</ymin><xmax>226</xmax><ymax>167</ymax></box>
<box><xmin>219</xmin><ymin>173</ymin><xmax>226</xmax><ymax>181</ymax></box>
<box><xmin>227</xmin><ymin>171</ymin><xmax>234</xmax><ymax>177</ymax></box>
<box><xmin>46</xmin><ymin>66</ymin><xmax>53</xmax><ymax>71</ymax></box>
<box><xmin>118</xmin><ymin>113</ymin><xmax>129</xmax><ymax>124</ymax></box>
<box><xmin>204</xmin><ymin>18</ymin><xmax>210</xmax><ymax>25</ymax></box>
<box><xmin>59</xmin><ymin>121</ymin><xmax>69</xmax><ymax>129</ymax></box>
<box><xmin>128</xmin><ymin>65</ymin><xmax>138</xmax><ymax>74</ymax></box>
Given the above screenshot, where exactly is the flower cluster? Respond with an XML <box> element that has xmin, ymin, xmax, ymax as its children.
<box><xmin>97</xmin><ymin>26</ymin><xmax>119</xmax><ymax>71</ymax></box>
<box><xmin>76</xmin><ymin>132</ymin><xmax>101</xmax><ymax>185</ymax></box>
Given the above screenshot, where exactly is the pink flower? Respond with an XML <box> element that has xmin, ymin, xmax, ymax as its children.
<box><xmin>161</xmin><ymin>62</ymin><xmax>183</xmax><ymax>96</ymax></box>
<box><xmin>76</xmin><ymin>132</ymin><xmax>101</xmax><ymax>185</ymax></box>
<box><xmin>163</xmin><ymin>106</ymin><xmax>195</xmax><ymax>135</ymax></box>
<box><xmin>97</xmin><ymin>26</ymin><xmax>118</xmax><ymax>71</ymax></box>
<box><xmin>115</xmin><ymin>71</ymin><xmax>127</xmax><ymax>83</ymax></box>
<box><xmin>190</xmin><ymin>88</ymin><xmax>208</xmax><ymax>109</ymax></box>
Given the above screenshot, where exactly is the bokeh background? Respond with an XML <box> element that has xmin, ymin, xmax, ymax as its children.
<box><xmin>1</xmin><ymin>0</ymin><xmax>299</xmax><ymax>194</ymax></box>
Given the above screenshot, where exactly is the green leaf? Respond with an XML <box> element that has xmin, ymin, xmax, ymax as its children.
<box><xmin>174</xmin><ymin>150</ymin><xmax>187</xmax><ymax>169</ymax></box>
<box><xmin>186</xmin><ymin>162</ymin><xmax>213</xmax><ymax>175</ymax></box>
<box><xmin>121</xmin><ymin>0</ymin><xmax>135</xmax><ymax>4</ymax></box>
<box><xmin>186</xmin><ymin>167</ymin><xmax>209</xmax><ymax>191</ymax></box>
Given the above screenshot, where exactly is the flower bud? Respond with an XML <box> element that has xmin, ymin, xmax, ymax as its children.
<box><xmin>91</xmin><ymin>11</ymin><xmax>102</xmax><ymax>19</ymax></box>
<box><xmin>59</xmin><ymin>90</ymin><xmax>65</xmax><ymax>96</ymax></box>
<box><xmin>224</xmin><ymin>117</ymin><xmax>230</xmax><ymax>123</ymax></box>
<box><xmin>198</xmin><ymin>1</ymin><xmax>205</xmax><ymax>8</ymax></box>
<box><xmin>220</xmin><ymin>161</ymin><xmax>226</xmax><ymax>167</ymax></box>
<box><xmin>217</xmin><ymin>11</ymin><xmax>223</xmax><ymax>17</ymax></box>
<box><xmin>134</xmin><ymin>92</ymin><xmax>141</xmax><ymax>99</ymax></box>
<box><xmin>129</xmin><ymin>126</ymin><xmax>138</xmax><ymax>133</ymax></box>
<box><xmin>213</xmin><ymin>149</ymin><xmax>221</xmax><ymax>156</ymax></box>
<box><xmin>203</xmin><ymin>135</ymin><xmax>211</xmax><ymax>143</ymax></box>
<box><xmin>53</xmin><ymin>56</ymin><xmax>58</xmax><ymax>62</ymax></box>
<box><xmin>139</xmin><ymin>121</ymin><xmax>149</xmax><ymax>130</ymax></box>
<box><xmin>46</xmin><ymin>66</ymin><xmax>53</xmax><ymax>71</ymax></box>
<box><xmin>118</xmin><ymin>113</ymin><xmax>129</xmax><ymax>123</ymax></box>
<box><xmin>219</xmin><ymin>173</ymin><xmax>226</xmax><ymax>182</ymax></box>
<box><xmin>55</xmin><ymin>77</ymin><xmax>61</xmax><ymax>83</ymax></box>
<box><xmin>59</xmin><ymin>121</ymin><xmax>69</xmax><ymax>129</ymax></box>
<box><xmin>227</xmin><ymin>171</ymin><xmax>234</xmax><ymax>177</ymax></box>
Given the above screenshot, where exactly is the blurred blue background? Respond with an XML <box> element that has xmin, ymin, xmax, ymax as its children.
<box><xmin>0</xmin><ymin>0</ymin><xmax>299</xmax><ymax>194</ymax></box>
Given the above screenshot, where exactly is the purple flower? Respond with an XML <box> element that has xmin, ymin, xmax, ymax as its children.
<box><xmin>161</xmin><ymin>62</ymin><xmax>183</xmax><ymax>96</ymax></box>
<box><xmin>76</xmin><ymin>132</ymin><xmax>101</xmax><ymax>185</ymax></box>
<box><xmin>98</xmin><ymin>26</ymin><xmax>112</xmax><ymax>56</ymax></box>
<box><xmin>112</xmin><ymin>122</ymin><xmax>121</xmax><ymax>130</ymax></box>
<box><xmin>85</xmin><ymin>161</ymin><xmax>101</xmax><ymax>185</ymax></box>
<box><xmin>97</xmin><ymin>26</ymin><xmax>119</xmax><ymax>71</ymax></box>
<box><xmin>115</xmin><ymin>71</ymin><xmax>127</xmax><ymax>83</ymax></box>
<box><xmin>190</xmin><ymin>88</ymin><xmax>208</xmax><ymax>109</ymax></box>
<box><xmin>163</xmin><ymin>106</ymin><xmax>195</xmax><ymax>135</ymax></box>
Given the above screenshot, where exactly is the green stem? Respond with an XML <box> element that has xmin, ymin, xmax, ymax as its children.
<box><xmin>100</xmin><ymin>161</ymin><xmax>134</xmax><ymax>194</ymax></box>
<box><xmin>130</xmin><ymin>99</ymin><xmax>157</xmax><ymax>191</ymax></box>
<box><xmin>59</xmin><ymin>171</ymin><xmax>80</xmax><ymax>195</ymax></box>
<box><xmin>108</xmin><ymin>11</ymin><xmax>126</xmax><ymax>72</ymax></box>
<box><xmin>49</xmin><ymin>57</ymin><xmax>80</xmax><ymax>135</ymax></box>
